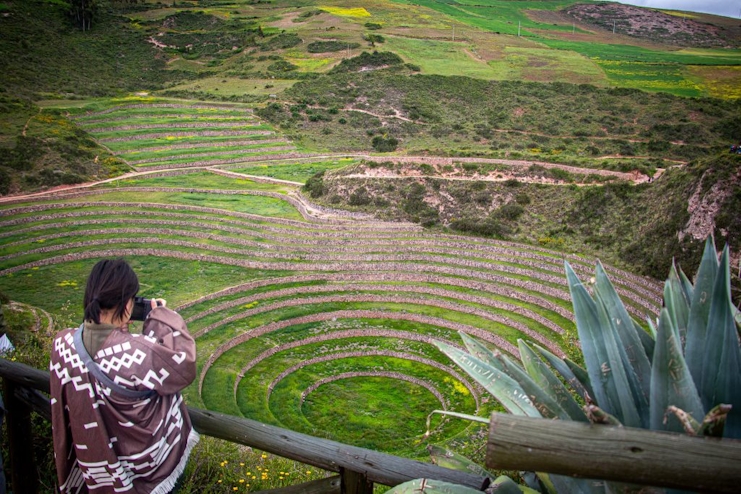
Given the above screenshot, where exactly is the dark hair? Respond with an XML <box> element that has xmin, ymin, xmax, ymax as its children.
<box><xmin>83</xmin><ymin>259</ymin><xmax>140</xmax><ymax>324</ymax></box>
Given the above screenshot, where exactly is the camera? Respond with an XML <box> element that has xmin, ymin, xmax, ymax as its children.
<box><xmin>130</xmin><ymin>297</ymin><xmax>162</xmax><ymax>321</ymax></box>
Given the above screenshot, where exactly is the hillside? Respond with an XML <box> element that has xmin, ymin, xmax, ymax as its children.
<box><xmin>308</xmin><ymin>152</ymin><xmax>741</xmax><ymax>292</ymax></box>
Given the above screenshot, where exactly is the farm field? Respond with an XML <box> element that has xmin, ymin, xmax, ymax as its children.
<box><xmin>0</xmin><ymin>101</ymin><xmax>667</xmax><ymax>469</ymax></box>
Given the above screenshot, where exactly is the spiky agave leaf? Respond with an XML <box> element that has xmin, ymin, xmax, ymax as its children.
<box><xmin>458</xmin><ymin>333</ymin><xmax>573</xmax><ymax>419</ymax></box>
<box><xmin>593</xmin><ymin>261</ymin><xmax>652</xmax><ymax>428</ymax></box>
<box><xmin>664</xmin><ymin>261</ymin><xmax>691</xmax><ymax>346</ymax></box>
<box><xmin>565</xmin><ymin>261</ymin><xmax>642</xmax><ymax>427</ymax></box>
<box><xmin>532</xmin><ymin>343</ymin><xmax>594</xmax><ymax>403</ymax></box>
<box><xmin>633</xmin><ymin>319</ymin><xmax>655</xmax><ymax>362</ymax></box>
<box><xmin>649</xmin><ymin>309</ymin><xmax>704</xmax><ymax>433</ymax></box>
<box><xmin>685</xmin><ymin>237</ymin><xmax>719</xmax><ymax>390</ymax></box>
<box><xmin>427</xmin><ymin>445</ymin><xmax>495</xmax><ymax>479</ymax></box>
<box><xmin>518</xmin><ymin>340</ymin><xmax>587</xmax><ymax>422</ymax></box>
<box><xmin>697</xmin><ymin>404</ymin><xmax>732</xmax><ymax>438</ymax></box>
<box><xmin>434</xmin><ymin>340</ymin><xmax>541</xmax><ymax>417</ymax></box>
<box><xmin>385</xmin><ymin>478</ymin><xmax>489</xmax><ymax>494</ymax></box>
<box><xmin>699</xmin><ymin>247</ymin><xmax>741</xmax><ymax>438</ymax></box>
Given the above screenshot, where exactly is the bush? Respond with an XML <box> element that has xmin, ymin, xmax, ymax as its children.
<box><xmin>329</xmin><ymin>51</ymin><xmax>403</xmax><ymax>73</ymax></box>
<box><xmin>495</xmin><ymin>203</ymin><xmax>525</xmax><ymax>221</ymax></box>
<box><xmin>348</xmin><ymin>187</ymin><xmax>372</xmax><ymax>206</ymax></box>
<box><xmin>267</xmin><ymin>60</ymin><xmax>298</xmax><ymax>73</ymax></box>
<box><xmin>307</xmin><ymin>41</ymin><xmax>360</xmax><ymax>53</ymax></box>
<box><xmin>450</xmin><ymin>218</ymin><xmax>510</xmax><ymax>238</ymax></box>
<box><xmin>371</xmin><ymin>136</ymin><xmax>398</xmax><ymax>152</ymax></box>
<box><xmin>515</xmin><ymin>193</ymin><xmax>531</xmax><ymax>205</ymax></box>
<box><xmin>364</xmin><ymin>34</ymin><xmax>385</xmax><ymax>45</ymax></box>
<box><xmin>364</xmin><ymin>22</ymin><xmax>382</xmax><ymax>30</ymax></box>
<box><xmin>260</xmin><ymin>33</ymin><xmax>302</xmax><ymax>51</ymax></box>
<box><xmin>303</xmin><ymin>171</ymin><xmax>326</xmax><ymax>198</ymax></box>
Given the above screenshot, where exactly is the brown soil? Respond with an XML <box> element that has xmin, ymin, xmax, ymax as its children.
<box><xmin>562</xmin><ymin>3</ymin><xmax>740</xmax><ymax>48</ymax></box>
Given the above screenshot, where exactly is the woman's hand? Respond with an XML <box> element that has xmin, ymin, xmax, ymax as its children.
<box><xmin>151</xmin><ymin>298</ymin><xmax>167</xmax><ymax>309</ymax></box>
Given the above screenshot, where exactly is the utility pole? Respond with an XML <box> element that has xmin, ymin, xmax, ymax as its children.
<box><xmin>452</xmin><ymin>26</ymin><xmax>455</xmax><ymax>42</ymax></box>
<box><xmin>613</xmin><ymin>20</ymin><xmax>616</xmax><ymax>34</ymax></box>
<box><xmin>518</xmin><ymin>21</ymin><xmax>521</xmax><ymax>37</ymax></box>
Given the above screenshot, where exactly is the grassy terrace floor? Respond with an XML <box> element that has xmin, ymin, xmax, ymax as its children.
<box><xmin>0</xmin><ymin>99</ymin><xmax>666</xmax><ymax>466</ymax></box>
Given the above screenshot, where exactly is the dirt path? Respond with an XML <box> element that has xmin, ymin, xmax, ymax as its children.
<box><xmin>0</xmin><ymin>152</ymin><xmax>654</xmax><ymax>205</ymax></box>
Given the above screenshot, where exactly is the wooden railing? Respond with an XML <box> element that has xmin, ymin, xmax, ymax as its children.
<box><xmin>5</xmin><ymin>357</ymin><xmax>740</xmax><ymax>493</ymax></box>
<box><xmin>0</xmin><ymin>358</ymin><xmax>489</xmax><ymax>494</ymax></box>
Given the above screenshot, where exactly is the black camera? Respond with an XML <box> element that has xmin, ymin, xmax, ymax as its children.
<box><xmin>130</xmin><ymin>297</ymin><xmax>162</xmax><ymax>321</ymax></box>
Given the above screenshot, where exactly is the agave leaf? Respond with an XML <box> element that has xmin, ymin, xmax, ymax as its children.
<box><xmin>685</xmin><ymin>237</ymin><xmax>719</xmax><ymax>390</ymax></box>
<box><xmin>434</xmin><ymin>340</ymin><xmax>542</xmax><ymax>417</ymax></box>
<box><xmin>533</xmin><ymin>343</ymin><xmax>593</xmax><ymax>403</ymax></box>
<box><xmin>565</xmin><ymin>262</ymin><xmax>642</xmax><ymax>427</ymax></box>
<box><xmin>678</xmin><ymin>265</ymin><xmax>695</xmax><ymax>304</ymax></box>
<box><xmin>459</xmin><ymin>333</ymin><xmax>572</xmax><ymax>419</ymax></box>
<box><xmin>427</xmin><ymin>444</ymin><xmax>495</xmax><ymax>479</ymax></box>
<box><xmin>665</xmin><ymin>405</ymin><xmax>701</xmax><ymax>435</ymax></box>
<box><xmin>594</xmin><ymin>261</ymin><xmax>652</xmax><ymax>427</ymax></box>
<box><xmin>490</xmin><ymin>476</ymin><xmax>540</xmax><ymax>494</ymax></box>
<box><xmin>664</xmin><ymin>261</ymin><xmax>691</xmax><ymax>345</ymax></box>
<box><xmin>699</xmin><ymin>247</ymin><xmax>741</xmax><ymax>439</ymax></box>
<box><xmin>584</xmin><ymin>404</ymin><xmax>622</xmax><ymax>426</ymax></box>
<box><xmin>564</xmin><ymin>358</ymin><xmax>595</xmax><ymax>401</ymax></box>
<box><xmin>385</xmin><ymin>478</ymin><xmax>485</xmax><ymax>494</ymax></box>
<box><xmin>697</xmin><ymin>403</ymin><xmax>732</xmax><ymax>438</ymax></box>
<box><xmin>645</xmin><ymin>316</ymin><xmax>658</xmax><ymax>340</ymax></box>
<box><xmin>633</xmin><ymin>319</ymin><xmax>655</xmax><ymax>363</ymax></box>
<box><xmin>425</xmin><ymin>410</ymin><xmax>489</xmax><ymax>440</ymax></box>
<box><xmin>650</xmin><ymin>309</ymin><xmax>704</xmax><ymax>433</ymax></box>
<box><xmin>547</xmin><ymin>473</ymin><xmax>607</xmax><ymax>494</ymax></box>
<box><xmin>518</xmin><ymin>340</ymin><xmax>587</xmax><ymax>421</ymax></box>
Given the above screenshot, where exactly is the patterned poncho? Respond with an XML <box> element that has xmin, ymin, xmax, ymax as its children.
<box><xmin>50</xmin><ymin>307</ymin><xmax>200</xmax><ymax>493</ymax></box>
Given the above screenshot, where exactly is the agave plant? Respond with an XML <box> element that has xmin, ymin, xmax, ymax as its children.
<box><xmin>423</xmin><ymin>237</ymin><xmax>740</xmax><ymax>492</ymax></box>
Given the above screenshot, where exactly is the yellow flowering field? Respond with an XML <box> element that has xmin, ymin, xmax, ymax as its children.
<box><xmin>320</xmin><ymin>6</ymin><xmax>371</xmax><ymax>18</ymax></box>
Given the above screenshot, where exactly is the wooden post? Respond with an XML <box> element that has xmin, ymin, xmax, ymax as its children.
<box><xmin>2</xmin><ymin>380</ymin><xmax>39</xmax><ymax>494</ymax></box>
<box><xmin>487</xmin><ymin>413</ymin><xmax>741</xmax><ymax>493</ymax></box>
<box><xmin>340</xmin><ymin>468</ymin><xmax>373</xmax><ymax>494</ymax></box>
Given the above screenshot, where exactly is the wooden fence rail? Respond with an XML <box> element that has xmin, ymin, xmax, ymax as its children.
<box><xmin>0</xmin><ymin>358</ymin><xmax>489</xmax><ymax>494</ymax></box>
<box><xmin>487</xmin><ymin>413</ymin><xmax>741</xmax><ymax>493</ymax></box>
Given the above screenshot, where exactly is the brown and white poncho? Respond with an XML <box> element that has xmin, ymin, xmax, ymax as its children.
<box><xmin>50</xmin><ymin>307</ymin><xmax>200</xmax><ymax>493</ymax></box>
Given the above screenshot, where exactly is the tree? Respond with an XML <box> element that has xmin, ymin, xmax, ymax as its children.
<box><xmin>69</xmin><ymin>0</ymin><xmax>97</xmax><ymax>31</ymax></box>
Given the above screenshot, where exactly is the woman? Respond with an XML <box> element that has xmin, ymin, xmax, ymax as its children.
<box><xmin>50</xmin><ymin>259</ymin><xmax>199</xmax><ymax>493</ymax></box>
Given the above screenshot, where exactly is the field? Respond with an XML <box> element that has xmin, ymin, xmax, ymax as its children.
<box><xmin>0</xmin><ymin>100</ymin><xmax>673</xmax><ymax>492</ymax></box>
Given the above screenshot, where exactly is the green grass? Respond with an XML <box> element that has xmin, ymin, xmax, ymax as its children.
<box><xmin>391</xmin><ymin>0</ymin><xmax>576</xmax><ymax>36</ymax></box>
<box><xmin>102</xmin><ymin>133</ymin><xmax>278</xmax><ymax>152</ymax></box>
<box><xmin>594</xmin><ymin>60</ymin><xmax>704</xmax><ymax>97</ymax></box>
<box><xmin>164</xmin><ymin>78</ymin><xmax>300</xmax><ymax>98</ymax></box>
<box><xmin>230</xmin><ymin>159</ymin><xmax>357</xmax><ymax>183</ymax></box>
<box><xmin>383</xmin><ymin>36</ymin><xmax>500</xmax><ymax>79</ymax></box>
<box><xmin>55</xmin><ymin>190</ymin><xmax>305</xmax><ymax>218</ymax></box>
<box><xmin>105</xmin><ymin>172</ymin><xmax>296</xmax><ymax>192</ymax></box>
<box><xmin>0</xmin><ymin>259</ymin><xmax>287</xmax><ymax>327</ymax></box>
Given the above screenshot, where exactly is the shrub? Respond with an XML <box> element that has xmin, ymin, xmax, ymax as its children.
<box><xmin>329</xmin><ymin>51</ymin><xmax>403</xmax><ymax>74</ymax></box>
<box><xmin>364</xmin><ymin>22</ymin><xmax>382</xmax><ymax>30</ymax></box>
<box><xmin>371</xmin><ymin>136</ymin><xmax>398</xmax><ymax>153</ymax></box>
<box><xmin>364</xmin><ymin>34</ymin><xmax>385</xmax><ymax>45</ymax></box>
<box><xmin>303</xmin><ymin>171</ymin><xmax>326</xmax><ymax>198</ymax></box>
<box><xmin>307</xmin><ymin>41</ymin><xmax>360</xmax><ymax>53</ymax></box>
<box><xmin>267</xmin><ymin>60</ymin><xmax>298</xmax><ymax>73</ymax></box>
<box><xmin>450</xmin><ymin>218</ymin><xmax>510</xmax><ymax>238</ymax></box>
<box><xmin>348</xmin><ymin>187</ymin><xmax>372</xmax><ymax>206</ymax></box>
<box><xmin>515</xmin><ymin>193</ymin><xmax>531</xmax><ymax>205</ymax></box>
<box><xmin>495</xmin><ymin>203</ymin><xmax>524</xmax><ymax>221</ymax></box>
<box><xmin>260</xmin><ymin>33</ymin><xmax>302</xmax><ymax>51</ymax></box>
